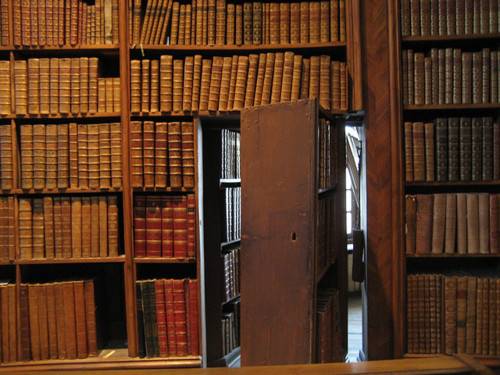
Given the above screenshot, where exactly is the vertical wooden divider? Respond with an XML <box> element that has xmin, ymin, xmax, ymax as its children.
<box><xmin>118</xmin><ymin>0</ymin><xmax>137</xmax><ymax>358</ymax></box>
<box><xmin>346</xmin><ymin>0</ymin><xmax>363</xmax><ymax>111</ymax></box>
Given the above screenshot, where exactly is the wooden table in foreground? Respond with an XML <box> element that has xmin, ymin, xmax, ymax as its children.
<box><xmin>0</xmin><ymin>355</ymin><xmax>494</xmax><ymax>375</ymax></box>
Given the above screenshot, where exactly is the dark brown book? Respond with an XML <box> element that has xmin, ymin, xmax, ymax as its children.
<box><xmin>412</xmin><ymin>122</ymin><xmax>425</xmax><ymax>181</ymax></box>
<box><xmin>435</xmin><ymin>118</ymin><xmax>448</xmax><ymax>182</ymax></box>
<box><xmin>482</xmin><ymin>117</ymin><xmax>493</xmax><ymax>180</ymax></box>
<box><xmin>459</xmin><ymin>117</ymin><xmax>472</xmax><ymax>181</ymax></box>
<box><xmin>448</xmin><ymin>117</ymin><xmax>460</xmax><ymax>181</ymax></box>
<box><xmin>444</xmin><ymin>276</ymin><xmax>457</xmax><ymax>354</ymax></box>
<box><xmin>431</xmin><ymin>194</ymin><xmax>446</xmax><ymax>254</ymax></box>
<box><xmin>462</xmin><ymin>52</ymin><xmax>472</xmax><ymax>104</ymax></box>
<box><xmin>431</xmin><ymin>48</ymin><xmax>439</xmax><ymax>103</ymax></box>
<box><xmin>406</xmin><ymin>195</ymin><xmax>417</xmax><ymax>255</ymax></box>
<box><xmin>74</xmin><ymin>281</ymin><xmax>87</xmax><ymax>359</ymax></box>
<box><xmin>466</xmin><ymin>193</ymin><xmax>479</xmax><ymax>254</ymax></box>
<box><xmin>404</xmin><ymin>122</ymin><xmax>414</xmax><ymax>181</ymax></box>
<box><xmin>478</xmin><ymin>193</ymin><xmax>490</xmax><ymax>254</ymax></box>
<box><xmin>416</xmin><ymin>194</ymin><xmax>433</xmax><ymax>254</ymax></box>
<box><xmin>84</xmin><ymin>280</ymin><xmax>97</xmax><ymax>356</ymax></box>
<box><xmin>444</xmin><ymin>194</ymin><xmax>457</xmax><ymax>254</ymax></box>
<box><xmin>471</xmin><ymin>117</ymin><xmax>482</xmax><ymax>181</ymax></box>
<box><xmin>491</xmin><ymin>194</ymin><xmax>499</xmax><ymax>254</ymax></box>
<box><xmin>424</xmin><ymin>122</ymin><xmax>435</xmax><ymax>182</ymax></box>
<box><xmin>143</xmin><ymin>121</ymin><xmax>155</xmax><ymax>188</ymax></box>
<box><xmin>465</xmin><ymin>276</ymin><xmax>477</xmax><ymax>354</ymax></box>
<box><xmin>62</xmin><ymin>282</ymin><xmax>77</xmax><ymax>359</ymax></box>
<box><xmin>457</xmin><ymin>193</ymin><xmax>467</xmax><ymax>254</ymax></box>
<box><xmin>28</xmin><ymin>285</ymin><xmax>41</xmax><ymax>361</ymax></box>
<box><xmin>456</xmin><ymin>276</ymin><xmax>467</xmax><ymax>352</ymax></box>
<box><xmin>19</xmin><ymin>285</ymin><xmax>31</xmax><ymax>361</ymax></box>
<box><xmin>472</xmin><ymin>51</ymin><xmax>482</xmax><ymax>104</ymax></box>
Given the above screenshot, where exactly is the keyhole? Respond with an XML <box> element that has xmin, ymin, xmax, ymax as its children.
<box><xmin>291</xmin><ymin>232</ymin><xmax>297</xmax><ymax>241</ymax></box>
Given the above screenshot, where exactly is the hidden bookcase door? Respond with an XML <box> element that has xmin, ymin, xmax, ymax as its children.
<box><xmin>240</xmin><ymin>99</ymin><xmax>347</xmax><ymax>365</ymax></box>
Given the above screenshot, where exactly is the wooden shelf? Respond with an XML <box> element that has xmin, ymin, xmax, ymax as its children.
<box><xmin>134</xmin><ymin>257</ymin><xmax>196</xmax><ymax>264</ymax></box>
<box><xmin>407</xmin><ymin>253</ymin><xmax>500</xmax><ymax>259</ymax></box>
<box><xmin>406</xmin><ymin>181</ymin><xmax>500</xmax><ymax>188</ymax></box>
<box><xmin>404</xmin><ymin>103</ymin><xmax>500</xmax><ymax>111</ymax></box>
<box><xmin>0</xmin><ymin>349</ymin><xmax>201</xmax><ymax>372</ymax></box>
<box><xmin>14</xmin><ymin>188</ymin><xmax>123</xmax><ymax>195</ymax></box>
<box><xmin>0</xmin><ymin>260</ymin><xmax>15</xmax><ymax>266</ymax></box>
<box><xmin>131</xmin><ymin>41</ymin><xmax>347</xmax><ymax>52</ymax></box>
<box><xmin>133</xmin><ymin>187</ymin><xmax>195</xmax><ymax>194</ymax></box>
<box><xmin>7</xmin><ymin>112</ymin><xmax>121</xmax><ymax>120</ymax></box>
<box><xmin>403</xmin><ymin>354</ymin><xmax>500</xmax><ymax>368</ymax></box>
<box><xmin>11</xmin><ymin>44</ymin><xmax>119</xmax><ymax>52</ymax></box>
<box><xmin>402</xmin><ymin>33</ymin><xmax>500</xmax><ymax>43</ymax></box>
<box><xmin>16</xmin><ymin>256</ymin><xmax>126</xmax><ymax>265</ymax></box>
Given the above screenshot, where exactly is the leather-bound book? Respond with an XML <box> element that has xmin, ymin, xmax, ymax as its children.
<box><xmin>154</xmin><ymin>122</ymin><xmax>168</xmax><ymax>188</ymax></box>
<box><xmin>232</xmin><ymin>55</ymin><xmax>248</xmax><ymax>110</ymax></box>
<box><xmin>12</xmin><ymin>0</ymin><xmax>21</xmax><ymax>47</ymax></box>
<box><xmin>81</xmin><ymin>197</ymin><xmax>91</xmax><ymax>257</ymax></box>
<box><xmin>141</xmin><ymin>280</ymin><xmax>158</xmax><ymax>357</ymax></box>
<box><xmin>43</xmin><ymin>197</ymin><xmax>55</xmax><ymax>259</ymax></box>
<box><xmin>71</xmin><ymin>197</ymin><xmax>82</xmax><ymax>258</ymax></box>
<box><xmin>478</xmin><ymin>193</ymin><xmax>490</xmax><ymax>254</ymax></box>
<box><xmin>173</xmin><ymin>196</ymin><xmax>188</xmax><ymax>258</ymax></box>
<box><xmin>143</xmin><ymin>121</ymin><xmax>155</xmax><ymax>188</ymax></box>
<box><xmin>488</xmin><ymin>278</ymin><xmax>496</xmax><ymax>356</ymax></box>
<box><xmin>215</xmin><ymin>0</ymin><xmax>226</xmax><ymax>45</ymax></box>
<box><xmin>33</xmin><ymin>124</ymin><xmax>46</xmax><ymax>190</ymax></box>
<box><xmin>0</xmin><ymin>199</ymin><xmax>9</xmax><ymax>261</ymax></box>
<box><xmin>474</xmin><ymin>278</ymin><xmax>483</xmax><ymax>355</ymax></box>
<box><xmin>406</xmin><ymin>195</ymin><xmax>417</xmax><ymax>255</ymax></box>
<box><xmin>437</xmin><ymin>49</ymin><xmax>444</xmax><ymax>104</ymax></box>
<box><xmin>169</xmin><ymin>2</ymin><xmax>180</xmax><ymax>45</ymax></box>
<box><xmin>472</xmin><ymin>51</ymin><xmax>482</xmax><ymax>104</ymax></box>
<box><xmin>270</xmin><ymin>52</ymin><xmax>284</xmax><ymax>104</ymax></box>
<box><xmin>444</xmin><ymin>48</ymin><xmax>453</xmax><ymax>104</ymax></box>
<box><xmin>149</xmin><ymin>61</ymin><xmax>159</xmax><ymax>113</ymax></box>
<box><xmin>491</xmin><ymin>194</ymin><xmax>499</xmax><ymax>254</ymax></box>
<box><xmin>168</xmin><ymin>122</ymin><xmax>183</xmax><ymax>188</ymax></box>
<box><xmin>455</xmin><ymin>276</ymin><xmax>467</xmax><ymax>352</ymax></box>
<box><xmin>420</xmin><ymin>0</ymin><xmax>430</xmax><ymax>36</ymax></box>
<box><xmin>244</xmin><ymin>54</ymin><xmax>259</xmax><ymax>108</ymax></box>
<box><xmin>309</xmin><ymin>1</ymin><xmax>321</xmax><ymax>43</ymax></box>
<box><xmin>88</xmin><ymin>58</ymin><xmax>98</xmax><ymax>113</ymax></box>
<box><xmin>61</xmin><ymin>197</ymin><xmax>72</xmax><ymax>258</ymax></box>
<box><xmin>435</xmin><ymin>118</ymin><xmax>448</xmax><ymax>182</ymax></box>
<box><xmin>289</xmin><ymin>2</ymin><xmax>300</xmax><ymax>44</ymax></box>
<box><xmin>53</xmin><ymin>197</ymin><xmax>63</xmax><ymax>258</ymax></box>
<box><xmin>491</xmin><ymin>52</ymin><xmax>498</xmax><ymax>104</ymax></box>
<box><xmin>452</xmin><ymin>49</ymin><xmax>462</xmax><ymax>104</ymax></box>
<box><xmin>155</xmin><ymin>279</ymin><xmax>168</xmax><ymax>356</ymax></box>
<box><xmin>444</xmin><ymin>194</ymin><xmax>457</xmax><ymax>254</ymax></box>
<box><xmin>173</xmin><ymin>279</ymin><xmax>187</xmax><ymax>356</ymax></box>
<box><xmin>87</xmin><ymin>124</ymin><xmax>99</xmax><ymax>189</ymax></box>
<box><xmin>110</xmin><ymin>123</ymin><xmax>121</xmax><ymax>188</ymax></box>
<box><xmin>136</xmin><ymin>282</ymin><xmax>146</xmax><ymax>357</ymax></box>
<box><xmin>261</xmin><ymin>53</ymin><xmax>275</xmax><ymax>105</ymax></box>
<box><xmin>279</xmin><ymin>2</ymin><xmax>290</xmax><ymax>44</ymax></box>
<box><xmin>79</xmin><ymin>58</ymin><xmax>89</xmax><ymax>114</ymax></box>
<box><xmin>291</xmin><ymin>55</ymin><xmax>303</xmax><ymax>102</ymax></box>
<box><xmin>146</xmin><ymin>196</ymin><xmax>162</xmax><ymax>257</ymax></box>
<box><xmin>98</xmin><ymin>196</ymin><xmax>108</xmax><ymax>256</ymax></box>
<box><xmin>70</xmin><ymin>58</ymin><xmax>81</xmax><ymax>114</ymax></box>
<box><xmin>482</xmin><ymin>117</ymin><xmax>493</xmax><ymax>180</ymax></box>
<box><xmin>407</xmin><ymin>275</ymin><xmax>416</xmax><ymax>353</ymax></box>
<box><xmin>191</xmin><ymin>55</ymin><xmax>202</xmax><ymax>112</ymax></box>
<box><xmin>482</xmin><ymin>48</ymin><xmax>490</xmax><ymax>103</ymax></box>
<box><xmin>134</xmin><ymin>196</ymin><xmax>147</xmax><ymax>257</ymax></box>
<box><xmin>319</xmin><ymin>1</ymin><xmax>330</xmax><ymax>43</ymax></box>
<box><xmin>172</xmin><ymin>59</ymin><xmax>183</xmax><ymax>113</ymax></box>
<box><xmin>446</xmin><ymin>0</ymin><xmax>456</xmax><ymax>35</ymax></box>
<box><xmin>448</xmin><ymin>118</ymin><xmax>460</xmax><ymax>181</ymax></box>
<box><xmin>54</xmin><ymin>284</ymin><xmax>66</xmax><ymax>357</ymax></box>
<box><xmin>159</xmin><ymin>56</ymin><xmax>173</xmax><ymax>113</ymax></box>
<box><xmin>0</xmin><ymin>61</ymin><xmax>10</xmax><ymax>115</ymax></box>
<box><xmin>161</xmin><ymin>197</ymin><xmax>174</xmax><ymax>257</ymax></box>
<box><xmin>416</xmin><ymin>194</ymin><xmax>433</xmax><ymax>254</ymax></box>
<box><xmin>462</xmin><ymin>53</ymin><xmax>472</xmax><ymax>104</ymax></box>
<box><xmin>130</xmin><ymin>121</ymin><xmax>144</xmax><ymax>188</ymax></box>
<box><xmin>19</xmin><ymin>285</ymin><xmax>31</xmax><ymax>360</ymax></box>
<box><xmin>20</xmin><ymin>125</ymin><xmax>33</xmax><ymax>190</ymax></box>
<box><xmin>444</xmin><ymin>276</ymin><xmax>457</xmax><ymax>354</ymax></box>
<box><xmin>83</xmin><ymin>280</ymin><xmax>97</xmax><ymax>356</ymax></box>
<box><xmin>465</xmin><ymin>277</ymin><xmax>477</xmax><ymax>354</ymax></box>
<box><xmin>269</xmin><ymin>3</ymin><xmax>279</xmax><ymax>44</ymax></box>
<box><xmin>38</xmin><ymin>59</ymin><xmax>50</xmax><ymax>115</ymax></box>
<box><xmin>319</xmin><ymin>55</ymin><xmax>331</xmax><ymax>110</ymax></box>
<box><xmin>186</xmin><ymin>279</ymin><xmax>200</xmax><ymax>355</ymax></box>
<box><xmin>466</xmin><ymin>193</ymin><xmax>480</xmax><ymax>254</ymax></box>
<box><xmin>182</xmin><ymin>57</ymin><xmax>193</xmax><ymax>112</ymax></box>
<box><xmin>424</xmin><ymin>57</ymin><xmax>432</xmax><ymax>104</ymax></box>
<box><xmin>56</xmin><ymin>124</ymin><xmax>69</xmax><ymax>189</ymax></box>
<box><xmin>141</xmin><ymin>60</ymin><xmax>151</xmax><ymax>113</ymax></box>
<box><xmin>218</xmin><ymin>57</ymin><xmax>231</xmax><ymax>111</ymax></box>
<box><xmin>459</xmin><ymin>117</ymin><xmax>472</xmax><ymax>181</ymax></box>
<box><xmin>226</xmin><ymin>3</ymin><xmax>235</xmax><ymax>45</ymax></box>
<box><xmin>241</xmin><ymin>2</ymin><xmax>252</xmax><ymax>45</ymax></box>
<box><xmin>455</xmin><ymin>0</ymin><xmax>465</xmax><ymax>35</ymax></box>
<box><xmin>412</xmin><ymin>122</ymin><xmax>425</xmax><ymax>181</ymax></box>
<box><xmin>181</xmin><ymin>122</ymin><xmax>195</xmax><ymax>189</ymax></box>
<box><xmin>207</xmin><ymin>0</ymin><xmax>216</xmax><ymax>45</ymax></box>
<box><xmin>235</xmin><ymin>3</ymin><xmax>243</xmax><ymax>45</ymax></box>
<box><xmin>67</xmin><ymin>123</ymin><xmax>78</xmax><ymax>188</ymax></box>
<box><xmin>410</xmin><ymin>0</ymin><xmax>420</xmax><ymax>36</ymax></box>
<box><xmin>424</xmin><ymin>122</ymin><xmax>435</xmax><ymax>181</ymax></box>
<box><xmin>62</xmin><ymin>282</ymin><xmax>77</xmax><ymax>359</ymax></box>
<box><xmin>225</xmin><ymin>56</ymin><xmax>238</xmax><ymax>110</ymax></box>
<box><xmin>309</xmin><ymin>55</ymin><xmax>320</xmax><ymax>100</ymax></box>
<box><xmin>73</xmin><ymin>281</ymin><xmax>88</xmax><ymax>359</ymax></box>
<box><xmin>32</xmin><ymin>199</ymin><xmax>44</xmax><ymax>259</ymax></box>
<box><xmin>430</xmin><ymin>49</ymin><xmax>439</xmax><ymax>103</ymax></box>
<box><xmin>45</xmin><ymin>124</ymin><xmax>58</xmax><ymax>190</ymax></box>
<box><xmin>130</xmin><ymin>60</ymin><xmax>142</xmax><ymax>114</ymax></box>
<box><xmin>207</xmin><ymin>56</ymin><xmax>223</xmax><ymax>111</ymax></box>
<box><xmin>463</xmin><ymin>0</ymin><xmax>473</xmax><ymax>34</ymax></box>
<box><xmin>28</xmin><ymin>58</ymin><xmax>40</xmax><ymax>115</ymax></box>
<box><xmin>98</xmin><ymin>123</ymin><xmax>111</xmax><ymax>188</ymax></box>
<box><xmin>299</xmin><ymin>1</ymin><xmax>309</xmax><ymax>43</ymax></box>
<box><xmin>187</xmin><ymin>194</ymin><xmax>196</xmax><ymax>258</ymax></box>
<box><xmin>19</xmin><ymin>198</ymin><xmax>33</xmax><ymax>259</ymax></box>
<box><xmin>340</xmin><ymin>63</ymin><xmax>348</xmax><ymax>111</ymax></box>
<box><xmin>59</xmin><ymin>58</ymin><xmax>71</xmax><ymax>114</ymax></box>
<box><xmin>471</xmin><ymin>117</ymin><xmax>482</xmax><ymax>181</ymax></box>
<box><xmin>28</xmin><ymin>285</ymin><xmax>41</xmax><ymax>360</ymax></box>
<box><xmin>199</xmin><ymin>59</ymin><xmax>212</xmax><ymax>112</ymax></box>
<box><xmin>14</xmin><ymin>60</ymin><xmax>28</xmax><ymax>115</ymax></box>
<box><xmin>45</xmin><ymin>284</ymin><xmax>57</xmax><ymax>360</ymax></box>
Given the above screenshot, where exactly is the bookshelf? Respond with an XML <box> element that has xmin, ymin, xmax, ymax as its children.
<box><xmin>0</xmin><ymin>0</ymin><xmax>361</xmax><ymax>370</ymax></box>
<box><xmin>240</xmin><ymin>99</ymin><xmax>347</xmax><ymax>365</ymax></box>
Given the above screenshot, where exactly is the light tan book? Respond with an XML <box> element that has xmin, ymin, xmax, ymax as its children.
<box><xmin>208</xmin><ymin>56</ymin><xmax>223</xmax><ymax>111</ymax></box>
<box><xmin>281</xmin><ymin>52</ymin><xmax>295</xmax><ymax>103</ymax></box>
<box><xmin>14</xmin><ymin>60</ymin><xmax>28</xmax><ymax>115</ymax></box>
<box><xmin>233</xmin><ymin>55</ymin><xmax>248</xmax><ymax>110</ymax></box>
<box><xmin>28</xmin><ymin>59</ymin><xmax>41</xmax><ymax>115</ymax></box>
<box><xmin>219</xmin><ymin>56</ymin><xmax>232</xmax><ymax>111</ymax></box>
<box><xmin>270</xmin><ymin>52</ymin><xmax>284</xmax><ymax>104</ymax></box>
<box><xmin>150</xmin><ymin>60</ymin><xmax>160</xmax><ymax>113</ymax></box>
<box><xmin>244</xmin><ymin>54</ymin><xmax>259</xmax><ymax>108</ymax></box>
<box><xmin>160</xmin><ymin>55</ymin><xmax>174</xmax><ymax>112</ymax></box>
<box><xmin>183</xmin><ymin>56</ymin><xmax>194</xmax><ymax>112</ymax></box>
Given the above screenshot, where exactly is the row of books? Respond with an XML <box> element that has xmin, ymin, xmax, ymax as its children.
<box><xmin>19</xmin><ymin>123</ymin><xmax>122</xmax><ymax>191</ymax></box>
<box><xmin>134</xmin><ymin>195</ymin><xmax>196</xmax><ymax>258</ymax></box>
<box><xmin>319</xmin><ymin>118</ymin><xmax>337</xmax><ymax>190</ymax></box>
<box><xmin>224</xmin><ymin>187</ymin><xmax>240</xmax><ymax>243</ymax></box>
<box><xmin>22</xmin><ymin>280</ymin><xmax>97</xmax><ymax>361</ymax></box>
<box><xmin>400</xmin><ymin>0</ymin><xmax>499</xmax><ymax>37</ymax></box>
<box><xmin>0</xmin><ymin>0</ymin><xmax>7</xmax><ymax>46</ymax></box>
<box><xmin>404</xmin><ymin>118</ymin><xmax>500</xmax><ymax>183</ymax></box>
<box><xmin>13</xmin><ymin>0</ymin><xmax>119</xmax><ymax>47</ymax></box>
<box><xmin>221</xmin><ymin>129</ymin><xmax>240</xmax><ymax>180</ymax></box>
<box><xmin>317</xmin><ymin>196</ymin><xmax>335</xmax><ymax>273</ymax></box>
<box><xmin>0</xmin><ymin>284</ymin><xmax>17</xmax><ymax>363</ymax></box>
<box><xmin>407</xmin><ymin>274</ymin><xmax>500</xmax><ymax>356</ymax></box>
<box><xmin>1</xmin><ymin>58</ymin><xmax>120</xmax><ymax>116</ymax></box>
<box><xmin>131</xmin><ymin>121</ymin><xmax>195</xmax><ymax>190</ymax></box>
<box><xmin>131</xmin><ymin>0</ymin><xmax>346</xmax><ymax>46</ymax></box>
<box><xmin>130</xmin><ymin>53</ymin><xmax>348</xmax><ymax>114</ymax></box>
<box><xmin>0</xmin><ymin>124</ymin><xmax>13</xmax><ymax>190</ymax></box>
<box><xmin>316</xmin><ymin>288</ymin><xmax>343</xmax><ymax>363</ymax></box>
<box><xmin>19</xmin><ymin>196</ymin><xmax>120</xmax><ymax>259</ymax></box>
<box><xmin>222</xmin><ymin>306</ymin><xmax>240</xmax><ymax>357</ymax></box>
<box><xmin>136</xmin><ymin>279</ymin><xmax>199</xmax><ymax>358</ymax></box>
<box><xmin>402</xmin><ymin>48</ymin><xmax>499</xmax><ymax>106</ymax></box>
<box><xmin>0</xmin><ymin>197</ymin><xmax>15</xmax><ymax>262</ymax></box>
<box><xmin>223</xmin><ymin>247</ymin><xmax>240</xmax><ymax>303</ymax></box>
<box><xmin>405</xmin><ymin>193</ymin><xmax>499</xmax><ymax>255</ymax></box>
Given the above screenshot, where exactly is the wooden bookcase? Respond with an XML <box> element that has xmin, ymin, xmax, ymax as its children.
<box><xmin>0</xmin><ymin>0</ymin><xmax>362</xmax><ymax>370</ymax></box>
<box><xmin>240</xmin><ymin>99</ymin><xmax>347</xmax><ymax>366</ymax></box>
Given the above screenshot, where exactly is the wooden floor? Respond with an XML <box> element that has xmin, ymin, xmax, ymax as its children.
<box><xmin>347</xmin><ymin>294</ymin><xmax>363</xmax><ymax>362</ymax></box>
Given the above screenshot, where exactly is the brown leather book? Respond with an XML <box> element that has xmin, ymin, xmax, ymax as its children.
<box><xmin>226</xmin><ymin>3</ymin><xmax>235</xmax><ymax>45</ymax></box>
<box><xmin>130</xmin><ymin>60</ymin><xmax>142</xmax><ymax>114</ymax></box>
<box><xmin>70</xmin><ymin>58</ymin><xmax>81</xmax><ymax>114</ymax></box>
<box><xmin>244</xmin><ymin>54</ymin><xmax>259</xmax><ymax>108</ymax></box>
<box><xmin>86</xmin><ymin>124</ymin><xmax>99</xmax><ymax>189</ymax></box>
<box><xmin>447</xmin><ymin>117</ymin><xmax>460</xmax><ymax>181</ymax></box>
<box><xmin>407</xmin><ymin>275</ymin><xmax>416</xmax><ymax>353</ymax></box>
<box><xmin>300</xmin><ymin>58</ymin><xmax>310</xmax><ymax>100</ymax></box>
<box><xmin>267</xmin><ymin>3</ymin><xmax>279</xmax><ymax>44</ymax></box>
<box><xmin>56</xmin><ymin>124</ymin><xmax>69</xmax><ymax>189</ymax></box>
<box><xmin>252</xmin><ymin>1</ymin><xmax>262</xmax><ymax>44</ymax></box>
<box><xmin>431</xmin><ymin>194</ymin><xmax>446</xmax><ymax>254</ymax></box>
<box><xmin>455</xmin><ymin>193</ymin><xmax>467</xmax><ymax>255</ymax></box>
<box><xmin>466</xmin><ymin>193</ymin><xmax>479</xmax><ymax>254</ymax></box>
<box><xmin>191</xmin><ymin>55</ymin><xmax>202</xmax><ymax>111</ymax></box>
<box><xmin>38</xmin><ymin>285</ymin><xmax>49</xmax><ymax>360</ymax></box>
<box><xmin>319</xmin><ymin>55</ymin><xmax>331</xmax><ymax>110</ymax></box>
<box><xmin>309</xmin><ymin>1</ymin><xmax>320</xmax><ymax>43</ymax></box>
<box><xmin>52</xmin><ymin>198</ymin><xmax>62</xmax><ymax>258</ymax></box>
<box><xmin>61</xmin><ymin>197</ymin><xmax>72</xmax><ymax>258</ymax></box>
<box><xmin>52</xmin><ymin>283</ymin><xmax>66</xmax><ymax>359</ymax></box>
<box><xmin>207</xmin><ymin>56</ymin><xmax>223</xmax><ymax>111</ymax></box>
<box><xmin>424</xmin><ymin>57</ymin><xmax>432</xmax><ymax>104</ymax></box>
<box><xmin>339</xmin><ymin>62</ymin><xmax>348</xmax><ymax>111</ymax></box>
<box><xmin>44</xmin><ymin>124</ymin><xmax>57</xmax><ymax>190</ymax></box>
<box><xmin>181</xmin><ymin>122</ymin><xmax>195</xmax><ymax>189</ymax></box>
<box><xmin>28</xmin><ymin>285</ymin><xmax>41</xmax><ymax>360</ymax></box>
<box><xmin>413</xmin><ymin>52</ymin><xmax>424</xmax><ymax>105</ymax></box>
<box><xmin>81</xmin><ymin>197</ymin><xmax>91</xmax><ymax>257</ymax></box>
<box><xmin>460</xmin><ymin>52</ymin><xmax>472</xmax><ymax>104</ymax></box>
<box><xmin>491</xmin><ymin>194</ymin><xmax>499</xmax><ymax>254</ymax></box>
<box><xmin>199</xmin><ymin>59</ymin><xmax>212</xmax><ymax>112</ymax></box>
<box><xmin>416</xmin><ymin>194</ymin><xmax>433</xmax><ymax>254</ymax></box>
<box><xmin>227</xmin><ymin>55</ymin><xmax>239</xmax><ymax>110</ymax></box>
<box><xmin>406</xmin><ymin>195</ymin><xmax>417</xmax><ymax>255</ymax></box>
<box><xmin>444</xmin><ymin>276</ymin><xmax>457</xmax><ymax>354</ymax></box>
<box><xmin>465</xmin><ymin>276</ymin><xmax>477</xmax><ymax>354</ymax></box>
<box><xmin>290</xmin><ymin>54</ymin><xmax>303</xmax><ymax>102</ymax></box>
<box><xmin>0</xmin><ymin>126</ymin><xmax>12</xmax><ymax>189</ymax></box>
<box><xmin>423</xmin><ymin>122</ymin><xmax>435</xmax><ymax>181</ymax></box>
<box><xmin>98</xmin><ymin>196</ymin><xmax>108</xmax><ymax>257</ymax></box>
<box><xmin>43</xmin><ymin>197</ymin><xmax>55</xmax><ymax>259</ymax></box>
<box><xmin>148</xmin><ymin>60</ymin><xmax>159</xmax><ymax>113</ymax></box>
<box><xmin>32</xmin><ymin>199</ymin><xmax>45</xmax><ymax>259</ymax></box>
<box><xmin>14</xmin><ymin>60</ymin><xmax>28</xmax><ymax>116</ymax></box>
<box><xmin>155</xmin><ymin>122</ymin><xmax>168</xmax><ymax>188</ymax></box>
<box><xmin>182</xmin><ymin>57</ymin><xmax>194</xmax><ymax>112</ymax></box>
<box><xmin>478</xmin><ymin>193</ymin><xmax>490</xmax><ymax>254</ymax></box>
<box><xmin>71</xmin><ymin>197</ymin><xmax>82</xmax><ymax>258</ymax></box>
<box><xmin>18</xmin><ymin>284</ymin><xmax>31</xmax><ymax>361</ymax></box>
<box><xmin>279</xmin><ymin>2</ymin><xmax>290</xmax><ymax>44</ymax></box>
<box><xmin>98</xmin><ymin>123</ymin><xmax>112</xmax><ymax>189</ymax></box>
<box><xmin>143</xmin><ymin>121</ymin><xmax>155</xmax><ymax>188</ymax></box>
<box><xmin>261</xmin><ymin>52</ymin><xmax>275</xmax><ymax>105</ymax></box>
<box><xmin>109</xmin><ymin>122</ymin><xmax>122</xmax><ymax>189</ymax></box>
<box><xmin>58</xmin><ymin>58</ymin><xmax>71</xmax><ymax>114</ymax></box>
<box><xmin>482</xmin><ymin>117</ymin><xmax>494</xmax><ymax>181</ymax></box>
<box><xmin>444</xmin><ymin>194</ymin><xmax>457</xmax><ymax>254</ymax></box>
<box><xmin>309</xmin><ymin>55</ymin><xmax>320</xmax><ymax>101</ymax></box>
<box><xmin>135</xmin><ymin>196</ymin><xmax>147</xmax><ymax>257</ymax></box>
<box><xmin>32</xmin><ymin>124</ymin><xmax>46</xmax><ymax>190</ymax></box>
<box><xmin>474</xmin><ymin>278</ymin><xmax>483</xmax><ymax>355</ymax></box>
<box><xmin>112</xmin><ymin>78</ymin><xmax>120</xmax><ymax>113</ymax></box>
<box><xmin>455</xmin><ymin>276</ymin><xmax>467</xmax><ymax>353</ymax></box>
<box><xmin>172</xmin><ymin>59</ymin><xmax>183</xmax><ymax>113</ymax></box>
<box><xmin>271</xmin><ymin>52</ymin><xmax>284</xmax><ymax>104</ymax></box>
<box><xmin>27</xmin><ymin>58</ymin><xmax>40</xmax><ymax>115</ymax></box>
<box><xmin>146</xmin><ymin>196</ymin><xmax>162</xmax><ymax>257</ymax></box>
<box><xmin>319</xmin><ymin>1</ymin><xmax>330</xmax><ymax>43</ymax></box>
<box><xmin>107</xmin><ymin>196</ymin><xmax>119</xmax><ymax>256</ymax></box>
<box><xmin>488</xmin><ymin>278</ymin><xmax>496</xmax><ymax>356</ymax></box>
<box><xmin>67</xmin><ymin>123</ymin><xmax>78</xmax><ymax>188</ymax></box>
<box><xmin>88</xmin><ymin>58</ymin><xmax>98</xmax><ymax>113</ymax></box>
<box><xmin>412</xmin><ymin>122</ymin><xmax>425</xmax><ymax>181</ymax></box>
<box><xmin>481</xmin><ymin>48</ymin><xmax>490</xmax><ymax>104</ymax></box>
<box><xmin>299</xmin><ymin>1</ymin><xmax>309</xmax><ymax>43</ymax></box>
<box><xmin>90</xmin><ymin>197</ymin><xmax>100</xmax><ymax>257</ymax></box>
<box><xmin>130</xmin><ymin>121</ymin><xmax>144</xmax><ymax>188</ymax></box>
<box><xmin>73</xmin><ymin>281</ymin><xmax>88</xmax><ymax>359</ymax></box>
<box><xmin>20</xmin><ymin>125</ymin><xmax>33</xmax><ymax>190</ymax></box>
<box><xmin>61</xmin><ymin>282</ymin><xmax>77</xmax><ymax>359</ymax></box>
<box><xmin>235</xmin><ymin>3</ymin><xmax>243</xmax><ymax>45</ymax></box>
<box><xmin>471</xmin><ymin>117</ymin><xmax>482</xmax><ymax>181</ymax></box>
<box><xmin>218</xmin><ymin>57</ymin><xmax>232</xmax><ymax>111</ymax></box>
<box><xmin>0</xmin><ymin>61</ymin><xmax>10</xmax><ymax>116</ymax></box>
<box><xmin>83</xmin><ymin>280</ymin><xmax>97</xmax><ymax>356</ymax></box>
<box><xmin>159</xmin><ymin>56</ymin><xmax>173</xmax><ymax>113</ymax></box>
<box><xmin>491</xmin><ymin>52</ymin><xmax>498</xmax><ymax>105</ymax></box>
<box><xmin>338</xmin><ymin>0</ymin><xmax>346</xmax><ymax>42</ymax></box>
<box><xmin>19</xmin><ymin>198</ymin><xmax>33</xmax><ymax>259</ymax></box>
<box><xmin>215</xmin><ymin>0</ymin><xmax>225</xmax><ymax>45</ymax></box>
<box><xmin>140</xmin><ymin>60</ymin><xmax>151</xmax><ymax>113</ymax></box>
<box><xmin>168</xmin><ymin>122</ymin><xmax>183</xmax><ymax>188</ymax></box>
<box><xmin>187</xmin><ymin>195</ymin><xmax>196</xmax><ymax>258</ymax></box>
<box><xmin>78</xmin><ymin>58</ymin><xmax>89</xmax><ymax>114</ymax></box>
<box><xmin>472</xmin><ymin>51</ymin><xmax>482</xmax><ymax>104</ymax></box>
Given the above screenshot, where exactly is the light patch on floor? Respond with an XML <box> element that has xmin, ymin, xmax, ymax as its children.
<box><xmin>347</xmin><ymin>294</ymin><xmax>362</xmax><ymax>362</ymax></box>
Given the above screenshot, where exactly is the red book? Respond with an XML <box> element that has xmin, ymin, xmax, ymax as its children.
<box><xmin>173</xmin><ymin>196</ymin><xmax>188</xmax><ymax>258</ymax></box>
<box><xmin>187</xmin><ymin>194</ymin><xmax>196</xmax><ymax>258</ymax></box>
<box><xmin>173</xmin><ymin>279</ymin><xmax>188</xmax><ymax>356</ymax></box>
<box><xmin>164</xmin><ymin>279</ymin><xmax>177</xmax><ymax>356</ymax></box>
<box><xmin>155</xmin><ymin>279</ymin><xmax>168</xmax><ymax>357</ymax></box>
<box><xmin>134</xmin><ymin>196</ymin><xmax>147</xmax><ymax>257</ymax></box>
<box><xmin>186</xmin><ymin>279</ymin><xmax>200</xmax><ymax>356</ymax></box>
<box><xmin>146</xmin><ymin>196</ymin><xmax>162</xmax><ymax>257</ymax></box>
<box><xmin>161</xmin><ymin>197</ymin><xmax>174</xmax><ymax>257</ymax></box>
